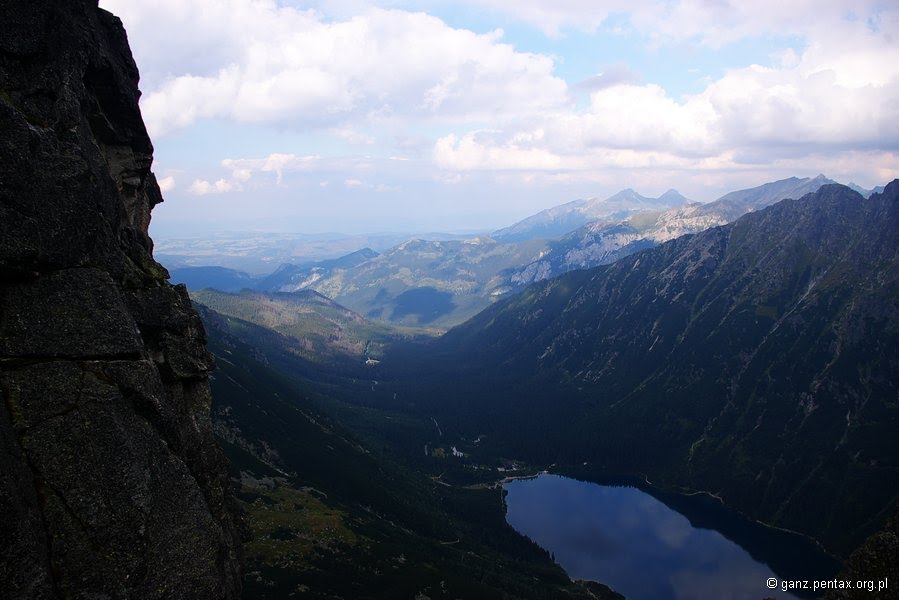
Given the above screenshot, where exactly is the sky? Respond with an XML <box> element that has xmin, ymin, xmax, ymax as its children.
<box><xmin>97</xmin><ymin>0</ymin><xmax>899</xmax><ymax>237</ymax></box>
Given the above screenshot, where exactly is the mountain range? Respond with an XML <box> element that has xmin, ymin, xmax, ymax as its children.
<box><xmin>509</xmin><ymin>174</ymin><xmax>837</xmax><ymax>286</ymax></box>
<box><xmin>491</xmin><ymin>188</ymin><xmax>690</xmax><ymax>242</ymax></box>
<box><xmin>189</xmin><ymin>180</ymin><xmax>899</xmax><ymax>597</ymax></box>
<box><xmin>190</xmin><ymin>286</ymin><xmax>405</xmax><ymax>363</ymax></box>
<box><xmin>175</xmin><ymin>175</ymin><xmax>846</xmax><ymax>330</ymax></box>
<box><xmin>382</xmin><ymin>182</ymin><xmax>899</xmax><ymax>556</ymax></box>
<box><xmin>235</xmin><ymin>237</ymin><xmax>550</xmax><ymax>327</ymax></box>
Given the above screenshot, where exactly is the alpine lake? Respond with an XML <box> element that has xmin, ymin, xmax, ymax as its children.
<box><xmin>504</xmin><ymin>474</ymin><xmax>841</xmax><ymax>600</ymax></box>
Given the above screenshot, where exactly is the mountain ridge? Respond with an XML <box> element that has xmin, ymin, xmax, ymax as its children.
<box><xmin>492</xmin><ymin>187</ymin><xmax>691</xmax><ymax>242</ymax></box>
<box><xmin>191</xmin><ymin>287</ymin><xmax>407</xmax><ymax>362</ymax></box>
<box><xmin>509</xmin><ymin>174</ymin><xmax>837</xmax><ymax>286</ymax></box>
<box><xmin>258</xmin><ymin>236</ymin><xmax>549</xmax><ymax>327</ymax></box>
<box><xmin>389</xmin><ymin>182</ymin><xmax>899</xmax><ymax>556</ymax></box>
<box><xmin>171</xmin><ymin>176</ymin><xmax>873</xmax><ymax>334</ymax></box>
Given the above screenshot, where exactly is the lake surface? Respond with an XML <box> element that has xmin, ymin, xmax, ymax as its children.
<box><xmin>504</xmin><ymin>474</ymin><xmax>840</xmax><ymax>600</ymax></box>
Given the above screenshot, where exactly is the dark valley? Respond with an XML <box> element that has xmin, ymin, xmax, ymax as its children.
<box><xmin>192</xmin><ymin>181</ymin><xmax>899</xmax><ymax>599</ymax></box>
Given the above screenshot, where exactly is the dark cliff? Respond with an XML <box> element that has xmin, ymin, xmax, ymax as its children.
<box><xmin>0</xmin><ymin>1</ymin><xmax>241</xmax><ymax>597</ymax></box>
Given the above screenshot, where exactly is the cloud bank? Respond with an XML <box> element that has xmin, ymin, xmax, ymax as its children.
<box><xmin>103</xmin><ymin>1</ymin><xmax>567</xmax><ymax>136</ymax></box>
<box><xmin>100</xmin><ymin>0</ymin><xmax>897</xmax><ymax>231</ymax></box>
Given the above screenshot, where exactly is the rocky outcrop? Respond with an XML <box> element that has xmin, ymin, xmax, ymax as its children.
<box><xmin>0</xmin><ymin>1</ymin><xmax>241</xmax><ymax>597</ymax></box>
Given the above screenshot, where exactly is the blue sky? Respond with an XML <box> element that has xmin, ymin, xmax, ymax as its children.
<box><xmin>99</xmin><ymin>0</ymin><xmax>898</xmax><ymax>237</ymax></box>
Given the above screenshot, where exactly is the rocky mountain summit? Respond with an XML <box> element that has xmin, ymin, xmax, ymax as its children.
<box><xmin>0</xmin><ymin>1</ymin><xmax>241</xmax><ymax>598</ymax></box>
<box><xmin>492</xmin><ymin>187</ymin><xmax>690</xmax><ymax>242</ymax></box>
<box><xmin>510</xmin><ymin>175</ymin><xmax>835</xmax><ymax>286</ymax></box>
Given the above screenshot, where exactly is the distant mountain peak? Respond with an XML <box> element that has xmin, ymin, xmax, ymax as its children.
<box><xmin>658</xmin><ymin>188</ymin><xmax>686</xmax><ymax>200</ymax></box>
<box><xmin>493</xmin><ymin>187</ymin><xmax>690</xmax><ymax>242</ymax></box>
<box><xmin>506</xmin><ymin>174</ymin><xmax>844</xmax><ymax>287</ymax></box>
<box><xmin>847</xmin><ymin>181</ymin><xmax>887</xmax><ymax>198</ymax></box>
<box><xmin>605</xmin><ymin>188</ymin><xmax>645</xmax><ymax>201</ymax></box>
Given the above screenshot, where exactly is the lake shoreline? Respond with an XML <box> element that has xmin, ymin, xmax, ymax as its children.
<box><xmin>540</xmin><ymin>463</ymin><xmax>838</xmax><ymax>560</ymax></box>
<box><xmin>503</xmin><ymin>473</ymin><xmax>839</xmax><ymax>600</ymax></box>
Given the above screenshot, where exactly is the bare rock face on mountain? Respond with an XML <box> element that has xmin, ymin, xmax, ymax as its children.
<box><xmin>0</xmin><ymin>1</ymin><xmax>241</xmax><ymax>598</ymax></box>
<box><xmin>509</xmin><ymin>175</ymin><xmax>836</xmax><ymax>287</ymax></box>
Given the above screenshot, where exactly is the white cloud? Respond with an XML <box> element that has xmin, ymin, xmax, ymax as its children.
<box><xmin>343</xmin><ymin>177</ymin><xmax>397</xmax><ymax>192</ymax></box>
<box><xmin>189</xmin><ymin>178</ymin><xmax>235</xmax><ymax>195</ymax></box>
<box><xmin>105</xmin><ymin>0</ymin><xmax>897</xmax><ymax>219</ymax></box>
<box><xmin>575</xmin><ymin>64</ymin><xmax>639</xmax><ymax>91</ymax></box>
<box><xmin>157</xmin><ymin>175</ymin><xmax>176</xmax><ymax>193</ymax></box>
<box><xmin>559</xmin><ymin>83</ymin><xmax>717</xmax><ymax>153</ymax></box>
<box><xmin>330</xmin><ymin>127</ymin><xmax>376</xmax><ymax>145</ymax></box>
<box><xmin>633</xmin><ymin>0</ymin><xmax>894</xmax><ymax>49</ymax></box>
<box><xmin>455</xmin><ymin>0</ymin><xmax>625</xmax><ymax>37</ymax></box>
<box><xmin>222</xmin><ymin>153</ymin><xmax>321</xmax><ymax>184</ymax></box>
<box><xmin>463</xmin><ymin>0</ymin><xmax>889</xmax><ymax>49</ymax></box>
<box><xmin>434</xmin><ymin>131</ymin><xmax>564</xmax><ymax>171</ymax></box>
<box><xmin>434</xmin><ymin>1</ymin><xmax>899</xmax><ymax>183</ymax></box>
<box><xmin>102</xmin><ymin>0</ymin><xmax>568</xmax><ymax>137</ymax></box>
<box><xmin>188</xmin><ymin>152</ymin><xmax>410</xmax><ymax>194</ymax></box>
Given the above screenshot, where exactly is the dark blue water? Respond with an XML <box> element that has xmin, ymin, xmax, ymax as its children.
<box><xmin>504</xmin><ymin>474</ymin><xmax>840</xmax><ymax>600</ymax></box>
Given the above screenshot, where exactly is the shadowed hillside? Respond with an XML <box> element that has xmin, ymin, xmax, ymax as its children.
<box><xmin>384</xmin><ymin>183</ymin><xmax>899</xmax><ymax>557</ymax></box>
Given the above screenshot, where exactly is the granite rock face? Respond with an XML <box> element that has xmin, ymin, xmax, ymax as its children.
<box><xmin>0</xmin><ymin>1</ymin><xmax>242</xmax><ymax>597</ymax></box>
